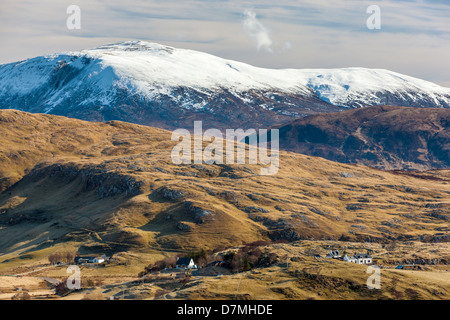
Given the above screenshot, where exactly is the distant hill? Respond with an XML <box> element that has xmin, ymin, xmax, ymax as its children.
<box><xmin>275</xmin><ymin>105</ymin><xmax>450</xmax><ymax>170</ymax></box>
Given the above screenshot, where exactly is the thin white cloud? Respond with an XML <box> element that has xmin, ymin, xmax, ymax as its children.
<box><xmin>281</xmin><ymin>41</ymin><xmax>292</xmax><ymax>52</ymax></box>
<box><xmin>242</xmin><ymin>9</ymin><xmax>273</xmax><ymax>53</ymax></box>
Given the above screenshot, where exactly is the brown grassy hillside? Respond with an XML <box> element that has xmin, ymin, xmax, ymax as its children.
<box><xmin>0</xmin><ymin>109</ymin><xmax>448</xmax><ymax>269</ymax></box>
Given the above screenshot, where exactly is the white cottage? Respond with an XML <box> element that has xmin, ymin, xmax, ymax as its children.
<box><xmin>75</xmin><ymin>256</ymin><xmax>105</xmax><ymax>264</ymax></box>
<box><xmin>343</xmin><ymin>254</ymin><xmax>357</xmax><ymax>263</ymax></box>
<box><xmin>344</xmin><ymin>253</ymin><xmax>372</xmax><ymax>265</ymax></box>
<box><xmin>176</xmin><ymin>257</ymin><xmax>197</xmax><ymax>269</ymax></box>
<box><xmin>325</xmin><ymin>250</ymin><xmax>341</xmax><ymax>259</ymax></box>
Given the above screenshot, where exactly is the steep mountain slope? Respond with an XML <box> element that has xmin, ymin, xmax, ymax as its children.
<box><xmin>274</xmin><ymin>105</ymin><xmax>450</xmax><ymax>170</ymax></box>
<box><xmin>1</xmin><ymin>41</ymin><xmax>449</xmax><ymax>130</ymax></box>
<box><xmin>0</xmin><ymin>110</ymin><xmax>448</xmax><ymax>265</ymax></box>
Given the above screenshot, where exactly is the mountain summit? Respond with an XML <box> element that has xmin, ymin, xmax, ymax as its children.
<box><xmin>1</xmin><ymin>40</ymin><xmax>449</xmax><ymax>129</ymax></box>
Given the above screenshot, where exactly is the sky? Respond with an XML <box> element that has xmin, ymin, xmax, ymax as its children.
<box><xmin>0</xmin><ymin>0</ymin><xmax>449</xmax><ymax>87</ymax></box>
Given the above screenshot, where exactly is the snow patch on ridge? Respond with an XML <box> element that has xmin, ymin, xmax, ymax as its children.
<box><xmin>0</xmin><ymin>40</ymin><xmax>450</xmax><ymax>114</ymax></box>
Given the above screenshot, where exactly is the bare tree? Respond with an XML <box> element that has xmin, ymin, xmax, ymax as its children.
<box><xmin>48</xmin><ymin>253</ymin><xmax>60</xmax><ymax>265</ymax></box>
<box><xmin>65</xmin><ymin>252</ymin><xmax>75</xmax><ymax>264</ymax></box>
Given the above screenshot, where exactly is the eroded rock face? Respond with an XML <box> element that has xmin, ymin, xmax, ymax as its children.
<box><xmin>176</xmin><ymin>221</ymin><xmax>192</xmax><ymax>231</ymax></box>
<box><xmin>245</xmin><ymin>206</ymin><xmax>268</xmax><ymax>214</ymax></box>
<box><xmin>155</xmin><ymin>186</ymin><xmax>187</xmax><ymax>201</ymax></box>
<box><xmin>276</xmin><ymin>105</ymin><xmax>450</xmax><ymax>170</ymax></box>
<box><xmin>183</xmin><ymin>201</ymin><xmax>215</xmax><ymax>224</ymax></box>
<box><xmin>26</xmin><ymin>163</ymin><xmax>144</xmax><ymax>199</ymax></box>
<box><xmin>269</xmin><ymin>228</ymin><xmax>302</xmax><ymax>242</ymax></box>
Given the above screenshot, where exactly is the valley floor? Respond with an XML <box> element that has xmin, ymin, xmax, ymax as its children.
<box><xmin>1</xmin><ymin>240</ymin><xmax>448</xmax><ymax>300</ymax></box>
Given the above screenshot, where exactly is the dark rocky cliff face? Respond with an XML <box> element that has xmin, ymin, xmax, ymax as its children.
<box><xmin>275</xmin><ymin>105</ymin><xmax>450</xmax><ymax>170</ymax></box>
<box><xmin>25</xmin><ymin>163</ymin><xmax>145</xmax><ymax>199</ymax></box>
<box><xmin>1</xmin><ymin>81</ymin><xmax>343</xmax><ymax>131</ymax></box>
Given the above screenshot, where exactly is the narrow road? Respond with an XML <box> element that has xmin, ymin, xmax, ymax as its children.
<box><xmin>13</xmin><ymin>265</ymin><xmax>63</xmax><ymax>286</ymax></box>
<box><xmin>15</xmin><ymin>265</ymin><xmax>55</xmax><ymax>277</ymax></box>
<box><xmin>37</xmin><ymin>276</ymin><xmax>61</xmax><ymax>286</ymax></box>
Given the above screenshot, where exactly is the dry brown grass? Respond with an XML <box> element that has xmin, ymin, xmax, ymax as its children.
<box><xmin>152</xmin><ymin>241</ymin><xmax>450</xmax><ymax>300</ymax></box>
<box><xmin>0</xmin><ymin>110</ymin><xmax>448</xmax><ymax>300</ymax></box>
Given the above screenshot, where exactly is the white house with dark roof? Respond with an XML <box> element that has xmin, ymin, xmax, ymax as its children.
<box><xmin>325</xmin><ymin>250</ymin><xmax>341</xmax><ymax>259</ymax></box>
<box><xmin>344</xmin><ymin>253</ymin><xmax>372</xmax><ymax>265</ymax></box>
<box><xmin>75</xmin><ymin>256</ymin><xmax>105</xmax><ymax>264</ymax></box>
<box><xmin>343</xmin><ymin>254</ymin><xmax>357</xmax><ymax>263</ymax></box>
<box><xmin>176</xmin><ymin>257</ymin><xmax>197</xmax><ymax>269</ymax></box>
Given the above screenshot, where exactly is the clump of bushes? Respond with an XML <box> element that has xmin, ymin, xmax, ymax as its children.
<box><xmin>55</xmin><ymin>277</ymin><xmax>103</xmax><ymax>296</ymax></box>
<box><xmin>224</xmin><ymin>240</ymin><xmax>277</xmax><ymax>273</ymax></box>
<box><xmin>139</xmin><ymin>240</ymin><xmax>279</xmax><ymax>277</ymax></box>
<box><xmin>83</xmin><ymin>278</ymin><xmax>103</xmax><ymax>288</ymax></box>
<box><xmin>11</xmin><ymin>291</ymin><xmax>31</xmax><ymax>300</ymax></box>
<box><xmin>154</xmin><ymin>289</ymin><xmax>169</xmax><ymax>298</ymax></box>
<box><xmin>139</xmin><ymin>256</ymin><xmax>177</xmax><ymax>276</ymax></box>
<box><xmin>55</xmin><ymin>279</ymin><xmax>71</xmax><ymax>296</ymax></box>
<box><xmin>185</xmin><ymin>248</ymin><xmax>210</xmax><ymax>267</ymax></box>
<box><xmin>47</xmin><ymin>252</ymin><xmax>76</xmax><ymax>265</ymax></box>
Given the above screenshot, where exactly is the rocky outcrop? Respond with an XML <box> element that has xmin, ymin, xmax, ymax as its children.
<box><xmin>275</xmin><ymin>105</ymin><xmax>450</xmax><ymax>170</ymax></box>
<box><xmin>183</xmin><ymin>201</ymin><xmax>215</xmax><ymax>224</ymax></box>
<box><xmin>269</xmin><ymin>228</ymin><xmax>303</xmax><ymax>242</ymax></box>
<box><xmin>176</xmin><ymin>221</ymin><xmax>192</xmax><ymax>231</ymax></box>
<box><xmin>26</xmin><ymin>163</ymin><xmax>144</xmax><ymax>199</ymax></box>
<box><xmin>154</xmin><ymin>186</ymin><xmax>187</xmax><ymax>201</ymax></box>
<box><xmin>244</xmin><ymin>206</ymin><xmax>268</xmax><ymax>214</ymax></box>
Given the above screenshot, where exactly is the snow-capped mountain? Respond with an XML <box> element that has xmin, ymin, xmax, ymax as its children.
<box><xmin>1</xmin><ymin>40</ymin><xmax>449</xmax><ymax>129</ymax></box>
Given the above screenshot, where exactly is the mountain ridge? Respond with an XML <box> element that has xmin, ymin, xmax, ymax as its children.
<box><xmin>1</xmin><ymin>40</ymin><xmax>449</xmax><ymax>130</ymax></box>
